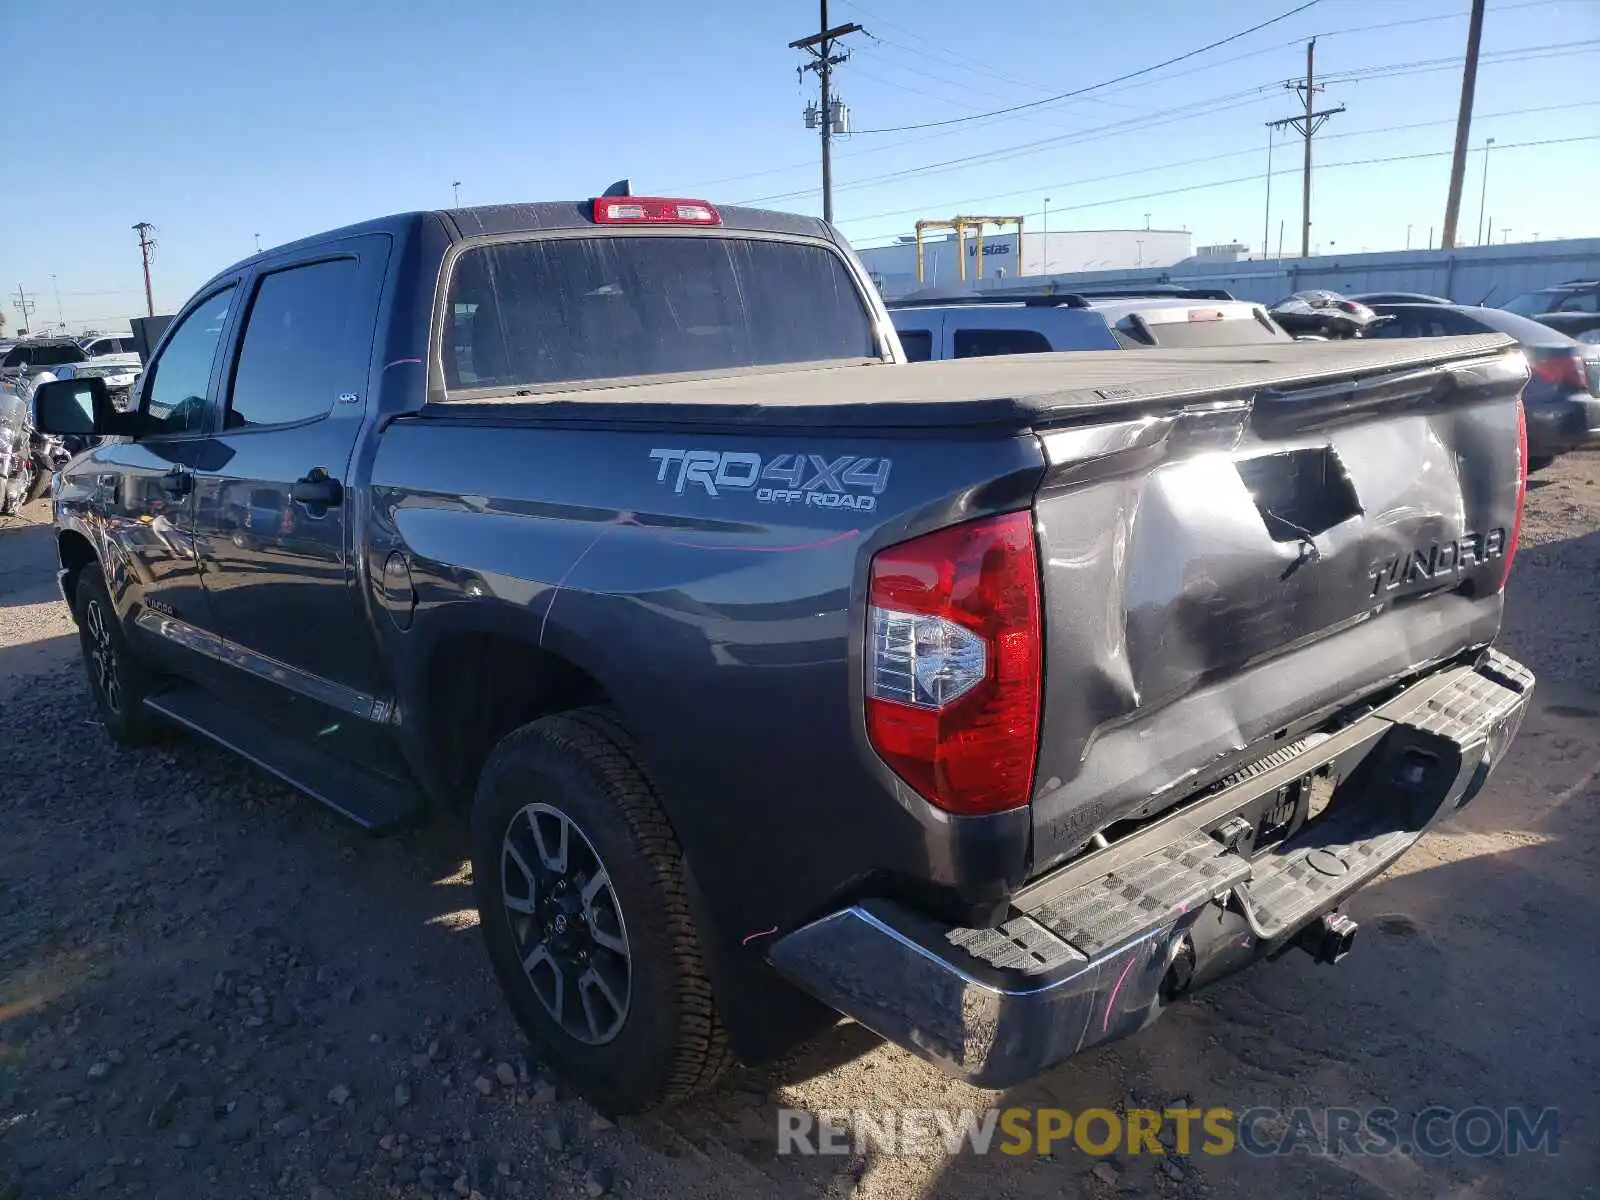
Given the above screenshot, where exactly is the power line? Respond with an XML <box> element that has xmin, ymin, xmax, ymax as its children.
<box><xmin>677</xmin><ymin>33</ymin><xmax>1590</xmax><ymax>202</ymax></box>
<box><xmin>1079</xmin><ymin>0</ymin><xmax>1569</xmax><ymax>102</ymax></box>
<box><xmin>848</xmin><ymin>1</ymin><xmax>1320</xmax><ymax>134</ymax></box>
<box><xmin>842</xmin><ymin>133</ymin><xmax>1600</xmax><ymax>246</ymax></box>
<box><xmin>732</xmin><ymin>40</ymin><xmax>1596</xmax><ymax>207</ymax></box>
<box><xmin>828</xmin><ymin>102</ymin><xmax>1597</xmax><ymax>236</ymax></box>
<box><xmin>735</xmin><ymin>88</ymin><xmax>1274</xmax><ymax>206</ymax></box>
<box><xmin>836</xmin><ymin>0</ymin><xmax>1121</xmax><ymax>102</ymax></box>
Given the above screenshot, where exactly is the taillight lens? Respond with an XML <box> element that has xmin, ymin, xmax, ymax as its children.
<box><xmin>1503</xmin><ymin>396</ymin><xmax>1527</xmax><ymax>588</ymax></box>
<box><xmin>865</xmin><ymin>511</ymin><xmax>1042</xmax><ymax>816</ymax></box>
<box><xmin>1530</xmin><ymin>350</ymin><xmax>1585</xmax><ymax>391</ymax></box>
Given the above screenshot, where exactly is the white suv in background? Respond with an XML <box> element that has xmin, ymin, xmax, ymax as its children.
<box><xmin>888</xmin><ymin>286</ymin><xmax>1291</xmax><ymax>361</ymax></box>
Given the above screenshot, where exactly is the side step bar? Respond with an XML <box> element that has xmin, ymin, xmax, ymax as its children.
<box><xmin>144</xmin><ymin>685</ymin><xmax>426</xmax><ymax>832</ymax></box>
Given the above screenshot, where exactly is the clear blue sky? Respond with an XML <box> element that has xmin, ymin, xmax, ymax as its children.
<box><xmin>2</xmin><ymin>0</ymin><xmax>1596</xmax><ymax>332</ymax></box>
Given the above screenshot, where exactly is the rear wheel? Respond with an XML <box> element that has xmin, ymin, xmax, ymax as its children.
<box><xmin>74</xmin><ymin>565</ymin><xmax>158</xmax><ymax>746</ymax></box>
<box><xmin>470</xmin><ymin>708</ymin><xmax>731</xmax><ymax>1112</ymax></box>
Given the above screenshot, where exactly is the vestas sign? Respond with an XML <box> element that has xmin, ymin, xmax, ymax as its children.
<box><xmin>966</xmin><ymin>242</ymin><xmax>1012</xmax><ymax>257</ymax></box>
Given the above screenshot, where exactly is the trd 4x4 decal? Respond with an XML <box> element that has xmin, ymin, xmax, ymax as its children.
<box><xmin>648</xmin><ymin>449</ymin><xmax>892</xmax><ymax>512</ymax></box>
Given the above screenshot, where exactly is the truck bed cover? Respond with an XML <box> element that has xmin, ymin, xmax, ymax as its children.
<box><xmin>429</xmin><ymin>334</ymin><xmax>1516</xmax><ymax>430</ymax></box>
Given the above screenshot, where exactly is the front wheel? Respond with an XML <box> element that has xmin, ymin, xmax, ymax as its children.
<box><xmin>74</xmin><ymin>565</ymin><xmax>158</xmax><ymax>745</ymax></box>
<box><xmin>24</xmin><ymin>457</ymin><xmax>52</xmax><ymax>504</ymax></box>
<box><xmin>1528</xmin><ymin>455</ymin><xmax>1557</xmax><ymax>472</ymax></box>
<box><xmin>470</xmin><ymin>709</ymin><xmax>731</xmax><ymax>1113</ymax></box>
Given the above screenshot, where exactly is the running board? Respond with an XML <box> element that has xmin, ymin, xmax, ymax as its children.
<box><xmin>144</xmin><ymin>685</ymin><xmax>426</xmax><ymax>831</ymax></box>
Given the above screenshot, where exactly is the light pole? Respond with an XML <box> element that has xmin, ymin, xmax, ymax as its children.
<box><xmin>254</xmin><ymin>233</ymin><xmax>262</xmax><ymax>253</ymax></box>
<box><xmin>1501</xmin><ymin>229</ymin><xmax>1513</xmax><ymax>244</ymax></box>
<box><xmin>1405</xmin><ymin>224</ymin><xmax>1412</xmax><ymax>250</ymax></box>
<box><xmin>1042</xmin><ymin>197</ymin><xmax>1050</xmax><ymax>274</ymax></box>
<box><xmin>1135</xmin><ymin>239</ymin><xmax>1144</xmax><ymax>268</ymax></box>
<box><xmin>1476</xmin><ymin>137</ymin><xmax>1495</xmax><ymax>246</ymax></box>
<box><xmin>452</xmin><ymin>180</ymin><xmax>462</xmax><ymax>208</ymax></box>
<box><xmin>1144</xmin><ymin>212</ymin><xmax>1151</xmax><ymax>231</ymax></box>
<box><xmin>51</xmin><ymin>274</ymin><xmax>64</xmax><ymax>330</ymax></box>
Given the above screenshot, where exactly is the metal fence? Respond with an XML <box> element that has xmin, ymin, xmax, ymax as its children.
<box><xmin>894</xmin><ymin>238</ymin><xmax>1600</xmax><ymax>306</ymax></box>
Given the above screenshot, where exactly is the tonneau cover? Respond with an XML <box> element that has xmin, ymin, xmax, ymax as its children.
<box><xmin>428</xmin><ymin>335</ymin><xmax>1516</xmax><ymax>429</ymax></box>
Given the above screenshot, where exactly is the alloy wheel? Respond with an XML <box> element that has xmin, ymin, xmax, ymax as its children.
<box><xmin>501</xmin><ymin>803</ymin><xmax>632</xmax><ymax>1045</ymax></box>
<box><xmin>83</xmin><ymin>599</ymin><xmax>122</xmax><ymax>715</ymax></box>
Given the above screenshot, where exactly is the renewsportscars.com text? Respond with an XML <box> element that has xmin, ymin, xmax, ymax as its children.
<box><xmin>777</xmin><ymin>1105</ymin><xmax>1560</xmax><ymax>1158</ymax></box>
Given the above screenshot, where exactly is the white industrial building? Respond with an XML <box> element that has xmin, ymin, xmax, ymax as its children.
<box><xmin>856</xmin><ymin>228</ymin><xmax>1192</xmax><ymax>298</ymax></box>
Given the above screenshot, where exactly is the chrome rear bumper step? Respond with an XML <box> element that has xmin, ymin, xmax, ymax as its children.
<box><xmin>770</xmin><ymin>651</ymin><xmax>1534</xmax><ymax>1087</ymax></box>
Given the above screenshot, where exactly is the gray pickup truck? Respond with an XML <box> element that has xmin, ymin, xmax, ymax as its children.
<box><xmin>32</xmin><ymin>193</ymin><xmax>1535</xmax><ymax>1113</ymax></box>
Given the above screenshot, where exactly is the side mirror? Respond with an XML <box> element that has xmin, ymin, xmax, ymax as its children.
<box><xmin>31</xmin><ymin>376</ymin><xmax>137</xmax><ymax>437</ymax></box>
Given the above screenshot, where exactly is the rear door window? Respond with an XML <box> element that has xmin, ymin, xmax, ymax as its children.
<box><xmin>445</xmin><ymin>236</ymin><xmax>876</xmax><ymax>390</ymax></box>
<box><xmin>897</xmin><ymin>329</ymin><xmax>933</xmax><ymax>362</ymax></box>
<box><xmin>952</xmin><ymin>328</ymin><xmax>1053</xmax><ymax>358</ymax></box>
<box><xmin>1502</xmin><ymin>292</ymin><xmax>1557</xmax><ymax>317</ymax></box>
<box><xmin>3</xmin><ymin>343</ymin><xmax>85</xmax><ymax>368</ymax></box>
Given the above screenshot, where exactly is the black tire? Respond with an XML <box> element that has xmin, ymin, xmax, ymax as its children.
<box><xmin>24</xmin><ymin>457</ymin><xmax>52</xmax><ymax>504</ymax></box>
<box><xmin>471</xmin><ymin>708</ymin><xmax>732</xmax><ymax>1113</ymax></box>
<box><xmin>1528</xmin><ymin>455</ymin><xmax>1556</xmax><ymax>472</ymax></box>
<box><xmin>74</xmin><ymin>564</ymin><xmax>158</xmax><ymax>746</ymax></box>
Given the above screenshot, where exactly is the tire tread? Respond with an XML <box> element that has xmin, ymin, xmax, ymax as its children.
<box><xmin>480</xmin><ymin>707</ymin><xmax>732</xmax><ymax>1103</ymax></box>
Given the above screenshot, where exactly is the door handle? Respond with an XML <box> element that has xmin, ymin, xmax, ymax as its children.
<box><xmin>290</xmin><ymin>468</ymin><xmax>343</xmax><ymax>507</ymax></box>
<box><xmin>159</xmin><ymin>469</ymin><xmax>192</xmax><ymax>497</ymax></box>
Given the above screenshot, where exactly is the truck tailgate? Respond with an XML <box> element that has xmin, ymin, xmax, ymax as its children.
<box><xmin>1027</xmin><ymin>339</ymin><xmax>1529</xmax><ymax>871</ymax></box>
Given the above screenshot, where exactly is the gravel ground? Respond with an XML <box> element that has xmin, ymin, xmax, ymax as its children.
<box><xmin>2</xmin><ymin>452</ymin><xmax>1597</xmax><ymax>1200</ymax></box>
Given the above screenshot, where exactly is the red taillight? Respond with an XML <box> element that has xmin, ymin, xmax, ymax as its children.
<box><xmin>1530</xmin><ymin>350</ymin><xmax>1586</xmax><ymax>391</ymax></box>
<box><xmin>1503</xmin><ymin>396</ymin><xmax>1527</xmax><ymax>588</ymax></box>
<box><xmin>865</xmin><ymin>511</ymin><xmax>1042</xmax><ymax>816</ymax></box>
<box><xmin>591</xmin><ymin>197</ymin><xmax>721</xmax><ymax>226</ymax></box>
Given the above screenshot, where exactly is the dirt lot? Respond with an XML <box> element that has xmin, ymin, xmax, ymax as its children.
<box><xmin>2</xmin><ymin>453</ymin><xmax>1598</xmax><ymax>1200</ymax></box>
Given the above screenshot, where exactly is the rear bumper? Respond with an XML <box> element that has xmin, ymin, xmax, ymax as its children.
<box><xmin>1525</xmin><ymin>396</ymin><xmax>1589</xmax><ymax>457</ymax></box>
<box><xmin>769</xmin><ymin>651</ymin><xmax>1533</xmax><ymax>1088</ymax></box>
<box><xmin>1574</xmin><ymin>393</ymin><xmax>1600</xmax><ymax>444</ymax></box>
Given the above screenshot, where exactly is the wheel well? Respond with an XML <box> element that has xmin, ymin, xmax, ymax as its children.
<box><xmin>57</xmin><ymin>530</ymin><xmax>96</xmax><ymax>617</ymax></box>
<box><xmin>425</xmin><ymin>632</ymin><xmax>607</xmax><ymax>811</ymax></box>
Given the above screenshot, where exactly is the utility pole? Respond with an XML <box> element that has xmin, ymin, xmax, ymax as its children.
<box><xmin>13</xmin><ymin>285</ymin><xmax>38</xmax><ymax>334</ymax></box>
<box><xmin>1268</xmin><ymin>39</ymin><xmax>1344</xmax><ymax>258</ymax></box>
<box><xmin>132</xmin><ymin>222</ymin><xmax>157</xmax><ymax>318</ymax></box>
<box><xmin>452</xmin><ymin>181</ymin><xmax>462</xmax><ymax>208</ymax></box>
<box><xmin>1476</xmin><ymin>137</ymin><xmax>1496</xmax><ymax>246</ymax></box>
<box><xmin>51</xmin><ymin>274</ymin><xmax>64</xmax><ymax>330</ymax></box>
<box><xmin>1262</xmin><ymin>123</ymin><xmax>1275</xmax><ymax>259</ymax></box>
<box><xmin>1440</xmin><ymin>0</ymin><xmax>1486</xmax><ymax>249</ymax></box>
<box><xmin>1043</xmin><ymin>197</ymin><xmax>1050</xmax><ymax>273</ymax></box>
<box><xmin>791</xmin><ymin>1</ymin><xmax>864</xmax><ymax>225</ymax></box>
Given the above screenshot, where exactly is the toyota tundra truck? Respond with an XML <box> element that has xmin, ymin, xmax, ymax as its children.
<box><xmin>32</xmin><ymin>192</ymin><xmax>1534</xmax><ymax>1113</ymax></box>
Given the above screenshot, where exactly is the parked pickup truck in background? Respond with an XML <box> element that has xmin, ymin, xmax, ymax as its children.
<box><xmin>33</xmin><ymin>193</ymin><xmax>1535</xmax><ymax>1113</ymax></box>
